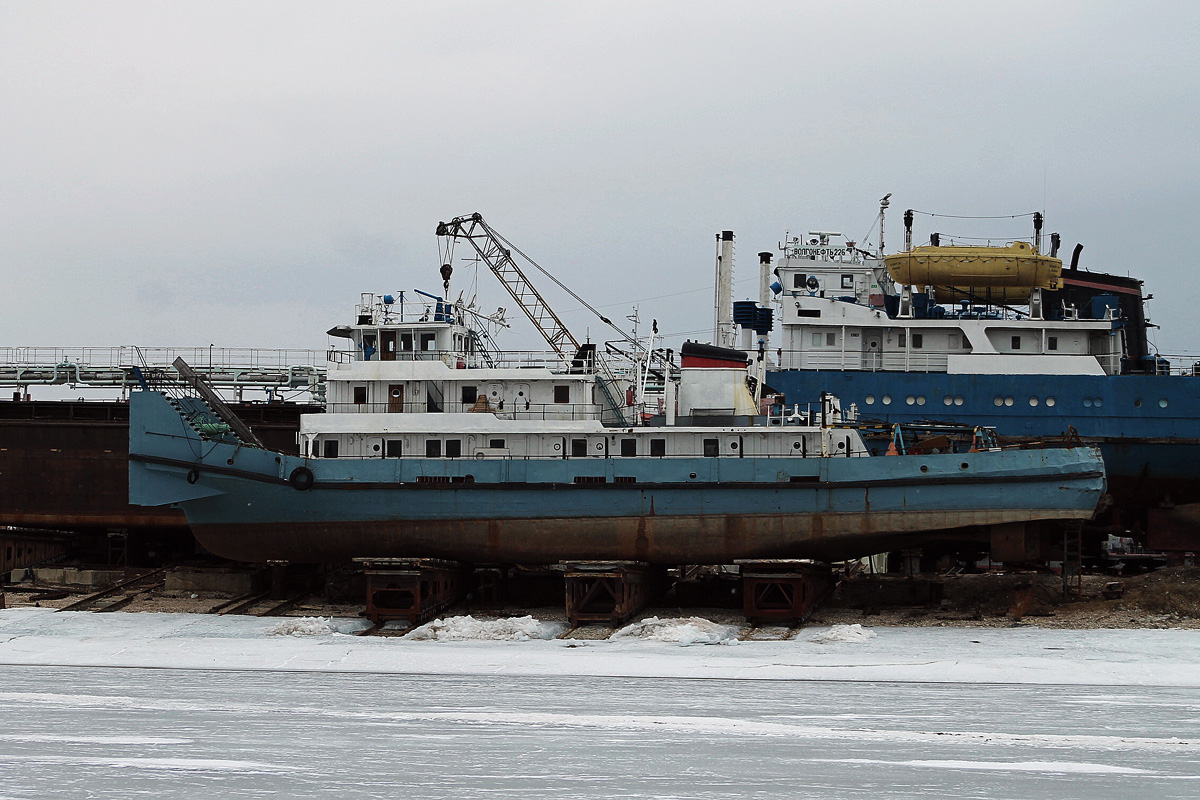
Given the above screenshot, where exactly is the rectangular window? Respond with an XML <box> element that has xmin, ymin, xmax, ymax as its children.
<box><xmin>489</xmin><ymin>438</ymin><xmax>505</xmax><ymax>449</ymax></box>
<box><xmin>400</xmin><ymin>333</ymin><xmax>413</xmax><ymax>351</ymax></box>
<box><xmin>425</xmin><ymin>440</ymin><xmax>441</xmax><ymax>458</ymax></box>
<box><xmin>445</xmin><ymin>439</ymin><xmax>461</xmax><ymax>458</ymax></box>
<box><xmin>793</xmin><ymin>273</ymin><xmax>807</xmax><ymax>289</ymax></box>
<box><xmin>1011</xmin><ymin>335</ymin><xmax>1021</xmax><ymax>350</ymax></box>
<box><xmin>650</xmin><ymin>438</ymin><xmax>666</xmax><ymax>457</ymax></box>
<box><xmin>620</xmin><ymin>439</ymin><xmax>637</xmax><ymax>457</ymax></box>
<box><xmin>703</xmin><ymin>438</ymin><xmax>719</xmax><ymax>457</ymax></box>
<box><xmin>1048</xmin><ymin>336</ymin><xmax>1058</xmax><ymax>351</ymax></box>
<box><xmin>811</xmin><ymin>332</ymin><xmax>822</xmax><ymax>347</ymax></box>
<box><xmin>461</xmin><ymin>385</ymin><xmax>478</xmax><ymax>404</ymax></box>
<box><xmin>841</xmin><ymin>274</ymin><xmax>853</xmax><ymax>289</ymax></box>
<box><xmin>912</xmin><ymin>333</ymin><xmax>923</xmax><ymax>349</ymax></box>
<box><xmin>420</xmin><ymin>333</ymin><xmax>436</xmax><ymax>351</ymax></box>
<box><xmin>322</xmin><ymin>439</ymin><xmax>339</xmax><ymax>459</ymax></box>
<box><xmin>796</xmin><ymin>309</ymin><xmax>821</xmax><ymax>318</ymax></box>
<box><xmin>385</xmin><ymin>439</ymin><xmax>402</xmax><ymax>457</ymax></box>
<box><xmin>898</xmin><ymin>332</ymin><xmax>907</xmax><ymax>348</ymax></box>
<box><xmin>353</xmin><ymin>386</ymin><xmax>367</xmax><ymax>405</ymax></box>
<box><xmin>826</xmin><ymin>332</ymin><xmax>835</xmax><ymax>346</ymax></box>
<box><xmin>571</xmin><ymin>438</ymin><xmax>587</xmax><ymax>457</ymax></box>
<box><xmin>554</xmin><ymin>385</ymin><xmax>570</xmax><ymax>404</ymax></box>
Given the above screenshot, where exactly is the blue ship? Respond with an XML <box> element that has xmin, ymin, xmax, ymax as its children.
<box><xmin>704</xmin><ymin>204</ymin><xmax>1200</xmax><ymax>514</ymax></box>
<box><xmin>128</xmin><ymin>289</ymin><xmax>1105</xmax><ymax>566</ymax></box>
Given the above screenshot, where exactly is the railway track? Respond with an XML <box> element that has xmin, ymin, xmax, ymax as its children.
<box><xmin>210</xmin><ymin>590</ymin><xmax>310</xmax><ymax>617</ymax></box>
<box><xmin>56</xmin><ymin>567</ymin><xmax>168</xmax><ymax>613</ymax></box>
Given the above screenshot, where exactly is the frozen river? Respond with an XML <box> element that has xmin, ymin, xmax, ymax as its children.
<box><xmin>1</xmin><ymin>609</ymin><xmax>1198</xmax><ymax>798</ymax></box>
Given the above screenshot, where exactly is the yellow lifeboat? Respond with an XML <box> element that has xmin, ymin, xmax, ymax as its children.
<box><xmin>884</xmin><ymin>240</ymin><xmax>1061</xmax><ymax>304</ymax></box>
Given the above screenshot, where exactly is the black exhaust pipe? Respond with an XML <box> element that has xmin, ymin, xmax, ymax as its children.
<box><xmin>1070</xmin><ymin>243</ymin><xmax>1083</xmax><ymax>271</ymax></box>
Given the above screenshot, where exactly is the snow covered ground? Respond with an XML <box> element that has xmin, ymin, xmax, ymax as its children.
<box><xmin>1</xmin><ymin>609</ymin><xmax>1198</xmax><ymax>799</ymax></box>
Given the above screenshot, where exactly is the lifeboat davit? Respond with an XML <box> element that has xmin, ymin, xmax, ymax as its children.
<box><xmin>884</xmin><ymin>240</ymin><xmax>1062</xmax><ymax>304</ymax></box>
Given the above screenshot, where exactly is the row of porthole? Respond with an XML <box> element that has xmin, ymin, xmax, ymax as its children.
<box><xmin>864</xmin><ymin>394</ymin><xmax>1170</xmax><ymax>409</ymax></box>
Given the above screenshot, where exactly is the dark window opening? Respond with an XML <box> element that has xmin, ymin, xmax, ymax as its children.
<box><xmin>1011</xmin><ymin>335</ymin><xmax>1021</xmax><ymax>350</ymax></box>
<box><xmin>793</xmin><ymin>273</ymin><xmax>807</xmax><ymax>289</ymax></box>
<box><xmin>385</xmin><ymin>439</ymin><xmax>402</xmax><ymax>457</ymax></box>
<box><xmin>796</xmin><ymin>309</ymin><xmax>821</xmax><ymax>318</ymax></box>
<box><xmin>620</xmin><ymin>439</ymin><xmax>637</xmax><ymax>457</ymax></box>
<box><xmin>489</xmin><ymin>438</ymin><xmax>505</xmax><ymax>449</ymax></box>
<box><xmin>425</xmin><ymin>440</ymin><xmax>441</xmax><ymax>458</ymax></box>
<box><xmin>650</xmin><ymin>438</ymin><xmax>666</xmax><ymax>457</ymax></box>
<box><xmin>1048</xmin><ymin>336</ymin><xmax>1058</xmax><ymax>351</ymax></box>
<box><xmin>461</xmin><ymin>385</ymin><xmax>478</xmax><ymax>404</ymax></box>
<box><xmin>420</xmin><ymin>333</ymin><xmax>436</xmax><ymax>351</ymax></box>
<box><xmin>571</xmin><ymin>438</ymin><xmax>587</xmax><ymax>457</ymax></box>
<box><xmin>353</xmin><ymin>386</ymin><xmax>367</xmax><ymax>405</ymax></box>
<box><xmin>400</xmin><ymin>333</ymin><xmax>413</xmax><ymax>351</ymax></box>
<box><xmin>554</xmin><ymin>385</ymin><xmax>570</xmax><ymax>404</ymax></box>
<box><xmin>322</xmin><ymin>439</ymin><xmax>339</xmax><ymax>459</ymax></box>
<box><xmin>898</xmin><ymin>333</ymin><xmax>907</xmax><ymax>348</ymax></box>
<box><xmin>703</xmin><ymin>438</ymin><xmax>719</xmax><ymax>457</ymax></box>
<box><xmin>445</xmin><ymin>439</ymin><xmax>461</xmax><ymax>458</ymax></box>
<box><xmin>912</xmin><ymin>333</ymin><xmax>923</xmax><ymax>349</ymax></box>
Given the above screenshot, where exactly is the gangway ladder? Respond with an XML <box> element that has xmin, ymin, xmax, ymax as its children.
<box><xmin>171</xmin><ymin>357</ymin><xmax>264</xmax><ymax>448</ymax></box>
<box><xmin>1062</xmin><ymin>519</ymin><xmax>1083</xmax><ymax>598</ymax></box>
<box><xmin>467</xmin><ymin>328</ymin><xmax>498</xmax><ymax>368</ymax></box>
<box><xmin>594</xmin><ymin>372</ymin><xmax>632</xmax><ymax>427</ymax></box>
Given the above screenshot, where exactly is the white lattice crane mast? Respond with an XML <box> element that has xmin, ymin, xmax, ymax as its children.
<box><xmin>436</xmin><ymin>213</ymin><xmax>581</xmax><ymax>361</ymax></box>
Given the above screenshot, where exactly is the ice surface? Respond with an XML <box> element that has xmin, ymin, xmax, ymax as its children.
<box><xmin>405</xmin><ymin>614</ymin><xmax>566</xmax><ymax>641</ymax></box>
<box><xmin>2</xmin><ymin>609</ymin><xmax>1199</xmax><ymax>799</ymax></box>
<box><xmin>809</xmin><ymin>622</ymin><xmax>878</xmax><ymax>643</ymax></box>
<box><xmin>611</xmin><ymin>615</ymin><xmax>739</xmax><ymax>645</ymax></box>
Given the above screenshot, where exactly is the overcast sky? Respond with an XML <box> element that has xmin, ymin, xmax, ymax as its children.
<box><xmin>2</xmin><ymin>1</ymin><xmax>1198</xmax><ymax>360</ymax></box>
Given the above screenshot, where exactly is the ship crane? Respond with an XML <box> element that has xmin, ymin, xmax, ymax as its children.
<box><xmin>435</xmin><ymin>212</ymin><xmax>640</xmax><ymax>362</ymax></box>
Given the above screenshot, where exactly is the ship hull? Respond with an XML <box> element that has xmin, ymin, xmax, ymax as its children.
<box><xmin>130</xmin><ymin>392</ymin><xmax>1105</xmax><ymax>564</ymax></box>
<box><xmin>767</xmin><ymin>369</ymin><xmax>1200</xmax><ymax>506</ymax></box>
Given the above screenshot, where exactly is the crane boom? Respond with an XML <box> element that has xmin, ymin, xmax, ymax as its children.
<box><xmin>436</xmin><ymin>213</ymin><xmax>581</xmax><ymax>360</ymax></box>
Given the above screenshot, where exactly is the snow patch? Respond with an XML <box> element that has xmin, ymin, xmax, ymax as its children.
<box><xmin>406</xmin><ymin>615</ymin><xmax>566</xmax><ymax>641</ymax></box>
<box><xmin>266</xmin><ymin>617</ymin><xmax>335</xmax><ymax>637</ymax></box>
<box><xmin>611</xmin><ymin>617</ymin><xmax>739</xmax><ymax>646</ymax></box>
<box><xmin>809</xmin><ymin>624</ymin><xmax>877</xmax><ymax>644</ymax></box>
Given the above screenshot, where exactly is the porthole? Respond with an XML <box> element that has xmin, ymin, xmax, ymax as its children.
<box><xmin>1094</xmin><ymin>397</ymin><xmax>1103</xmax><ymax>408</ymax></box>
<box><xmin>730</xmin><ymin>441</ymin><xmax>739</xmax><ymax>450</ymax></box>
<box><xmin>1046</xmin><ymin>397</ymin><xmax>1056</xmax><ymax>407</ymax></box>
<box><xmin>372</xmin><ymin>444</ymin><xmax>381</xmax><ymax>452</ymax></box>
<box><xmin>943</xmin><ymin>396</ymin><xmax>953</xmax><ymax>406</ymax></box>
<box><xmin>882</xmin><ymin>395</ymin><xmax>892</xmax><ymax>405</ymax></box>
<box><xmin>994</xmin><ymin>396</ymin><xmax>1004</xmax><ymax>407</ymax></box>
<box><xmin>1029</xmin><ymin>397</ymin><xmax>1039</xmax><ymax>407</ymax></box>
<box><xmin>916</xmin><ymin>395</ymin><xmax>926</xmax><ymax>406</ymax></box>
<box><xmin>689</xmin><ymin>472</ymin><xmax>697</xmax><ymax>479</ymax></box>
<box><xmin>1134</xmin><ymin>398</ymin><xmax>1143</xmax><ymax>408</ymax></box>
<box><xmin>1160</xmin><ymin>398</ymin><xmax>1169</xmax><ymax>408</ymax></box>
<box><xmin>595</xmin><ymin>442</ymin><xmax>603</xmax><ymax>451</ymax></box>
<box><xmin>553</xmin><ymin>442</ymin><xmax>561</xmax><ymax>451</ymax></box>
<box><xmin>920</xmin><ymin>465</ymin><xmax>929</xmax><ymax>473</ymax></box>
<box><xmin>518</xmin><ymin>391</ymin><xmax>525</xmax><ymax>397</ymax></box>
<box><xmin>1083</xmin><ymin>398</ymin><xmax>1093</xmax><ymax>408</ymax></box>
<box><xmin>954</xmin><ymin>396</ymin><xmax>964</xmax><ymax>406</ymax></box>
<box><xmin>960</xmin><ymin>462</ymin><xmax>969</xmax><ymax>470</ymax></box>
<box><xmin>905</xmin><ymin>395</ymin><xmax>915</xmax><ymax>405</ymax></box>
<box><xmin>792</xmin><ymin>441</ymin><xmax>802</xmax><ymax>450</ymax></box>
<box><xmin>865</xmin><ymin>395</ymin><xmax>876</xmax><ymax>405</ymax></box>
<box><xmin>1004</xmin><ymin>397</ymin><xmax>1014</xmax><ymax>407</ymax></box>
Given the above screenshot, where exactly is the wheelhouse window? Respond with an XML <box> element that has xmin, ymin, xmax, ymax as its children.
<box><xmin>353</xmin><ymin>386</ymin><xmax>367</xmax><ymax>405</ymax></box>
<box><xmin>489</xmin><ymin>438</ymin><xmax>505</xmax><ymax>449</ymax></box>
<box><xmin>793</xmin><ymin>273</ymin><xmax>807</xmax><ymax>289</ymax></box>
<box><xmin>620</xmin><ymin>439</ymin><xmax>637</xmax><ymax>457</ymax></box>
<box><xmin>420</xmin><ymin>333</ymin><xmax>436</xmax><ymax>351</ymax></box>
<box><xmin>322</xmin><ymin>439</ymin><xmax>339</xmax><ymax>459</ymax></box>
<box><xmin>650</xmin><ymin>438</ymin><xmax>666</xmax><ymax>457</ymax></box>
<box><xmin>554</xmin><ymin>385</ymin><xmax>571</xmax><ymax>404</ymax></box>
<box><xmin>425</xmin><ymin>440</ymin><xmax>441</xmax><ymax>458</ymax></box>
<box><xmin>400</xmin><ymin>333</ymin><xmax>413</xmax><ymax>351</ymax></box>
<box><xmin>703</xmin><ymin>438</ymin><xmax>719</xmax><ymax>457</ymax></box>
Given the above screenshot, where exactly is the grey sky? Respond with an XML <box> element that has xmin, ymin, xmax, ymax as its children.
<box><xmin>2</xmin><ymin>1</ymin><xmax>1197</xmax><ymax>358</ymax></box>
